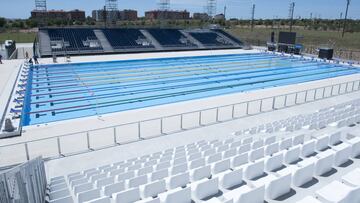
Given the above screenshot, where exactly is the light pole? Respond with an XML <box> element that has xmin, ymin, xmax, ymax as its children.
<box><xmin>342</xmin><ymin>0</ymin><xmax>351</xmax><ymax>38</ymax></box>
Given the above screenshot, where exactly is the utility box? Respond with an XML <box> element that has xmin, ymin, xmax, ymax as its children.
<box><xmin>318</xmin><ymin>48</ymin><xmax>334</xmax><ymax>60</ymax></box>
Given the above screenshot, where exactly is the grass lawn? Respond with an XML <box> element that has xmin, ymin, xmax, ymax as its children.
<box><xmin>0</xmin><ymin>32</ymin><xmax>36</xmax><ymax>43</ymax></box>
<box><xmin>227</xmin><ymin>27</ymin><xmax>360</xmax><ymax>51</ymax></box>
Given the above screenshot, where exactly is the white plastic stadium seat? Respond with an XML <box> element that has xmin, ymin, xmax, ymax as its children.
<box><xmin>244</xmin><ymin>160</ymin><xmax>264</xmax><ymax>180</ymax></box>
<box><xmin>95</xmin><ymin>177</ymin><xmax>114</xmax><ymax>188</ymax></box>
<box><xmin>165</xmin><ymin>172</ymin><xmax>189</xmax><ymax>190</ymax></box>
<box><xmin>135</xmin><ymin>197</ymin><xmax>160</xmax><ymax>203</ymax></box>
<box><xmin>293</xmin><ymin>134</ymin><xmax>305</xmax><ymax>146</ymax></box>
<box><xmin>315</xmin><ymin>151</ymin><xmax>334</xmax><ymax>176</ymax></box>
<box><xmin>316</xmin><ymin>180</ymin><xmax>360</xmax><ymax>203</ymax></box>
<box><xmin>191</xmin><ymin>177</ymin><xmax>219</xmax><ymax>200</ymax></box>
<box><xmin>301</xmin><ymin>140</ymin><xmax>316</xmax><ymax>158</ymax></box>
<box><xmin>251</xmin><ymin>140</ymin><xmax>264</xmax><ymax>149</ymax></box>
<box><xmin>332</xmin><ymin>143</ymin><xmax>352</xmax><ymax>166</ymax></box>
<box><xmin>265</xmin><ymin>136</ymin><xmax>276</xmax><ymax>145</ymax></box>
<box><xmin>77</xmin><ymin>188</ymin><xmax>101</xmax><ymax>203</ymax></box>
<box><xmin>265</xmin><ymin>152</ymin><xmax>283</xmax><ymax>172</ymax></box>
<box><xmin>251</xmin><ymin>173</ymin><xmax>292</xmax><ymax>200</ymax></box>
<box><xmin>113</xmin><ymin>188</ymin><xmax>141</xmax><ymax>203</ymax></box>
<box><xmin>291</xmin><ymin>162</ymin><xmax>315</xmax><ymax>187</ymax></box>
<box><xmin>315</xmin><ymin>135</ymin><xmax>329</xmax><ymax>151</ymax></box>
<box><xmin>190</xmin><ymin>165</ymin><xmax>211</xmax><ymax>181</ymax></box>
<box><xmin>242</xmin><ymin>137</ymin><xmax>253</xmax><ymax>145</ymax></box>
<box><xmin>211</xmin><ymin>159</ymin><xmax>231</xmax><ymax>175</ymax></box>
<box><xmin>74</xmin><ymin>182</ymin><xmax>93</xmax><ymax>194</ymax></box>
<box><xmin>140</xmin><ymin>180</ymin><xmax>166</xmax><ymax>198</ymax></box>
<box><xmin>151</xmin><ymin>169</ymin><xmax>169</xmax><ymax>181</ymax></box>
<box><xmin>265</xmin><ymin>173</ymin><xmax>292</xmax><ymax>200</ymax></box>
<box><xmin>342</xmin><ymin>168</ymin><xmax>360</xmax><ymax>186</ymax></box>
<box><xmin>158</xmin><ymin>187</ymin><xmax>191</xmax><ymax>203</ymax></box>
<box><xmin>103</xmin><ymin>182</ymin><xmax>125</xmax><ymax>197</ymax></box>
<box><xmin>238</xmin><ymin>144</ymin><xmax>251</xmax><ymax>154</ymax></box>
<box><xmin>223</xmin><ymin>185</ymin><xmax>265</xmax><ymax>203</ymax></box>
<box><xmin>231</xmin><ymin>153</ymin><xmax>248</xmax><ymax>169</ymax></box>
<box><xmin>329</xmin><ymin>132</ymin><xmax>342</xmax><ymax>146</ymax></box>
<box><xmin>215</xmin><ymin>168</ymin><xmax>243</xmax><ymax>189</ymax></box>
<box><xmin>84</xmin><ymin>196</ymin><xmax>110</xmax><ymax>203</ymax></box>
<box><xmin>204</xmin><ymin>197</ymin><xmax>233</xmax><ymax>203</ymax></box>
<box><xmin>49</xmin><ymin>196</ymin><xmax>73</xmax><ymax>203</ymax></box>
<box><xmin>296</xmin><ymin>196</ymin><xmax>322</xmax><ymax>203</ymax></box>
<box><xmin>265</xmin><ymin>142</ymin><xmax>279</xmax><ymax>156</ymax></box>
<box><xmin>280</xmin><ymin>138</ymin><xmax>292</xmax><ymax>150</ymax></box>
<box><xmin>284</xmin><ymin>145</ymin><xmax>301</xmax><ymax>164</ymax></box>
<box><xmin>345</xmin><ymin>136</ymin><xmax>360</xmax><ymax>158</ymax></box>
<box><xmin>249</xmin><ymin>147</ymin><xmax>264</xmax><ymax>162</ymax></box>
<box><xmin>278</xmin><ymin>162</ymin><xmax>315</xmax><ymax>187</ymax></box>
<box><xmin>126</xmin><ymin>175</ymin><xmax>148</xmax><ymax>188</ymax></box>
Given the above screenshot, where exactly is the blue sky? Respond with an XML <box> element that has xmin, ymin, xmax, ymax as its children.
<box><xmin>0</xmin><ymin>0</ymin><xmax>359</xmax><ymax>19</ymax></box>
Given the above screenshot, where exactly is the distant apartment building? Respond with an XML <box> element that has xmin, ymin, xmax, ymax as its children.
<box><xmin>92</xmin><ymin>9</ymin><xmax>138</xmax><ymax>21</ymax></box>
<box><xmin>214</xmin><ymin>14</ymin><xmax>225</xmax><ymax>20</ymax></box>
<box><xmin>119</xmin><ymin>10</ymin><xmax>137</xmax><ymax>21</ymax></box>
<box><xmin>145</xmin><ymin>10</ymin><xmax>190</xmax><ymax>20</ymax></box>
<box><xmin>31</xmin><ymin>9</ymin><xmax>86</xmax><ymax>22</ymax></box>
<box><xmin>67</xmin><ymin>10</ymin><xmax>86</xmax><ymax>21</ymax></box>
<box><xmin>92</xmin><ymin>10</ymin><xmax>108</xmax><ymax>21</ymax></box>
<box><xmin>193</xmin><ymin>13</ymin><xmax>210</xmax><ymax>20</ymax></box>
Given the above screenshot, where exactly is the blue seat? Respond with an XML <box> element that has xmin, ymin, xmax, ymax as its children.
<box><xmin>48</xmin><ymin>28</ymin><xmax>103</xmax><ymax>52</ymax></box>
<box><xmin>102</xmin><ymin>29</ymin><xmax>154</xmax><ymax>49</ymax></box>
<box><xmin>147</xmin><ymin>29</ymin><xmax>194</xmax><ymax>47</ymax></box>
<box><xmin>189</xmin><ymin>32</ymin><xmax>232</xmax><ymax>47</ymax></box>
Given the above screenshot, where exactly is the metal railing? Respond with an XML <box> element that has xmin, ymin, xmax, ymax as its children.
<box><xmin>0</xmin><ymin>79</ymin><xmax>360</xmax><ymax>167</ymax></box>
<box><xmin>0</xmin><ymin>157</ymin><xmax>46</xmax><ymax>203</ymax></box>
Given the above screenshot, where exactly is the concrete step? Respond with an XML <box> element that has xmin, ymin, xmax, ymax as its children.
<box><xmin>38</xmin><ymin>30</ymin><xmax>52</xmax><ymax>56</ymax></box>
<box><xmin>140</xmin><ymin>30</ymin><xmax>164</xmax><ymax>50</ymax></box>
<box><xmin>180</xmin><ymin>31</ymin><xmax>204</xmax><ymax>49</ymax></box>
<box><xmin>93</xmin><ymin>30</ymin><xmax>114</xmax><ymax>52</ymax></box>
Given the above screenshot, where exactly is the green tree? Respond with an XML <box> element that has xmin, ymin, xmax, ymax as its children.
<box><xmin>0</xmin><ymin>17</ymin><xmax>6</xmax><ymax>27</ymax></box>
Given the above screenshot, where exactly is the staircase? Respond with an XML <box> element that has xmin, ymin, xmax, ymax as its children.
<box><xmin>38</xmin><ymin>30</ymin><xmax>52</xmax><ymax>56</ymax></box>
<box><xmin>215</xmin><ymin>32</ymin><xmax>240</xmax><ymax>47</ymax></box>
<box><xmin>180</xmin><ymin>31</ymin><xmax>205</xmax><ymax>49</ymax></box>
<box><xmin>93</xmin><ymin>30</ymin><xmax>114</xmax><ymax>52</ymax></box>
<box><xmin>140</xmin><ymin>30</ymin><xmax>164</xmax><ymax>50</ymax></box>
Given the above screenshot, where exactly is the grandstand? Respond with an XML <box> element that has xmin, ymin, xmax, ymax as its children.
<box><xmin>35</xmin><ymin>28</ymin><xmax>243</xmax><ymax>57</ymax></box>
<box><xmin>47</xmin><ymin>28</ymin><xmax>103</xmax><ymax>54</ymax></box>
<box><xmin>0</xmin><ymin>27</ymin><xmax>360</xmax><ymax>203</ymax></box>
<box><xmin>102</xmin><ymin>29</ymin><xmax>154</xmax><ymax>50</ymax></box>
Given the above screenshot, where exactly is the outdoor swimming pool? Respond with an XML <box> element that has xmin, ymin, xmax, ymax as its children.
<box><xmin>21</xmin><ymin>53</ymin><xmax>360</xmax><ymax>125</ymax></box>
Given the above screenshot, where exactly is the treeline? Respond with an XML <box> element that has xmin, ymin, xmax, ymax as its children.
<box><xmin>228</xmin><ymin>19</ymin><xmax>360</xmax><ymax>32</ymax></box>
<box><xmin>1</xmin><ymin>16</ymin><xmax>360</xmax><ymax>32</ymax></box>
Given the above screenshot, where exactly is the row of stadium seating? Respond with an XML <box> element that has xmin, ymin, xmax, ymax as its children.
<box><xmin>45</xmin><ymin>96</ymin><xmax>360</xmax><ymax>203</ymax></box>
<box><xmin>48</xmin><ymin>29</ymin><xmax>103</xmax><ymax>52</ymax></box>
<box><xmin>213</xmin><ymin>29</ymin><xmax>244</xmax><ymax>45</ymax></box>
<box><xmin>102</xmin><ymin>29</ymin><xmax>154</xmax><ymax>50</ymax></box>
<box><xmin>147</xmin><ymin>29</ymin><xmax>194</xmax><ymax>47</ymax></box>
<box><xmin>189</xmin><ymin>32</ymin><xmax>230</xmax><ymax>47</ymax></box>
<box><xmin>236</xmin><ymin>98</ymin><xmax>360</xmax><ymax>135</ymax></box>
<box><xmin>46</xmin><ymin>129</ymin><xmax>360</xmax><ymax>203</ymax></box>
<box><xmin>43</xmin><ymin>28</ymin><xmax>243</xmax><ymax>56</ymax></box>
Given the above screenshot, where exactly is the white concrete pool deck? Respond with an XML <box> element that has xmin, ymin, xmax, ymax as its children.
<box><xmin>0</xmin><ymin>49</ymin><xmax>360</xmax><ymax>203</ymax></box>
<box><xmin>0</xmin><ymin>59</ymin><xmax>23</xmax><ymax>129</ymax></box>
<box><xmin>0</xmin><ymin>49</ymin><xmax>359</xmax><ymax>167</ymax></box>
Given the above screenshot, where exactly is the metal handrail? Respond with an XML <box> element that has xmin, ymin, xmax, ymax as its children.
<box><xmin>0</xmin><ymin>79</ymin><xmax>359</xmax><ymax>166</ymax></box>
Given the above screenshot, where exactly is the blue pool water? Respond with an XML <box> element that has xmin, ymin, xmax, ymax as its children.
<box><xmin>22</xmin><ymin>53</ymin><xmax>360</xmax><ymax>126</ymax></box>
